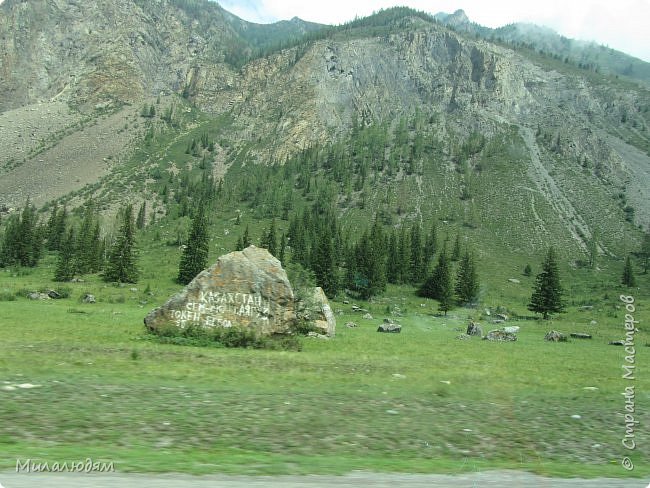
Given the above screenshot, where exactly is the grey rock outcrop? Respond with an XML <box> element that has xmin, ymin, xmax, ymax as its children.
<box><xmin>144</xmin><ymin>246</ymin><xmax>295</xmax><ymax>336</ymax></box>
<box><xmin>466</xmin><ymin>321</ymin><xmax>482</xmax><ymax>336</ymax></box>
<box><xmin>484</xmin><ymin>329</ymin><xmax>517</xmax><ymax>342</ymax></box>
<box><xmin>377</xmin><ymin>318</ymin><xmax>401</xmax><ymax>333</ymax></box>
<box><xmin>544</xmin><ymin>330</ymin><xmax>567</xmax><ymax>342</ymax></box>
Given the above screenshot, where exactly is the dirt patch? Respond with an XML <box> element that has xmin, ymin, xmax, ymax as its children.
<box><xmin>0</xmin><ymin>104</ymin><xmax>142</xmax><ymax>208</ymax></box>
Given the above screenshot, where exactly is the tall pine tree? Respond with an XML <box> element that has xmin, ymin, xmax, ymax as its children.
<box><xmin>177</xmin><ymin>204</ymin><xmax>210</xmax><ymax>285</ymax></box>
<box><xmin>54</xmin><ymin>227</ymin><xmax>76</xmax><ymax>282</ymax></box>
<box><xmin>455</xmin><ymin>249</ymin><xmax>479</xmax><ymax>305</ymax></box>
<box><xmin>103</xmin><ymin>205</ymin><xmax>138</xmax><ymax>283</ymax></box>
<box><xmin>528</xmin><ymin>247</ymin><xmax>564</xmax><ymax>319</ymax></box>
<box><xmin>621</xmin><ymin>255</ymin><xmax>636</xmax><ymax>287</ymax></box>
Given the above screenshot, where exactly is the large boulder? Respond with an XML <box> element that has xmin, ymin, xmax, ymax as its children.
<box><xmin>300</xmin><ymin>287</ymin><xmax>336</xmax><ymax>337</ymax></box>
<box><xmin>144</xmin><ymin>246</ymin><xmax>295</xmax><ymax>336</ymax></box>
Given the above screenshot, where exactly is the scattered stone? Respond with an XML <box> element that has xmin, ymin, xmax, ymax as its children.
<box><xmin>484</xmin><ymin>329</ymin><xmax>517</xmax><ymax>342</ymax></box>
<box><xmin>47</xmin><ymin>289</ymin><xmax>62</xmax><ymax>299</ymax></box>
<box><xmin>590</xmin><ymin>320</ymin><xmax>597</xmax><ymax>325</ymax></box>
<box><xmin>16</xmin><ymin>383</ymin><xmax>40</xmax><ymax>389</ymax></box>
<box><xmin>377</xmin><ymin>319</ymin><xmax>401</xmax><ymax>333</ymax></box>
<box><xmin>466</xmin><ymin>321</ymin><xmax>482</xmax><ymax>336</ymax></box>
<box><xmin>306</xmin><ymin>332</ymin><xmax>329</xmax><ymax>340</ymax></box>
<box><xmin>27</xmin><ymin>292</ymin><xmax>49</xmax><ymax>300</ymax></box>
<box><xmin>583</xmin><ymin>387</ymin><xmax>599</xmax><ymax>391</ymax></box>
<box><xmin>144</xmin><ymin>246</ymin><xmax>296</xmax><ymax>337</ymax></box>
<box><xmin>571</xmin><ymin>414</ymin><xmax>582</xmax><ymax>420</ymax></box>
<box><xmin>579</xmin><ymin>305</ymin><xmax>593</xmax><ymax>311</ymax></box>
<box><xmin>130</xmin><ymin>288</ymin><xmax>138</xmax><ymax>293</ymax></box>
<box><xmin>609</xmin><ymin>340</ymin><xmax>625</xmax><ymax>346</ymax></box>
<box><xmin>343</xmin><ymin>300</ymin><xmax>349</xmax><ymax>304</ymax></box>
<box><xmin>570</xmin><ymin>333</ymin><xmax>592</xmax><ymax>339</ymax></box>
<box><xmin>503</xmin><ymin>326</ymin><xmax>520</xmax><ymax>334</ymax></box>
<box><xmin>82</xmin><ymin>293</ymin><xmax>96</xmax><ymax>304</ymax></box>
<box><xmin>507</xmin><ymin>278</ymin><xmax>520</xmax><ymax>284</ymax></box>
<box><xmin>456</xmin><ymin>334</ymin><xmax>471</xmax><ymax>340</ymax></box>
<box><xmin>392</xmin><ymin>373</ymin><xmax>406</xmax><ymax>379</ymax></box>
<box><xmin>362</xmin><ymin>313</ymin><xmax>374</xmax><ymax>320</ymax></box>
<box><xmin>492</xmin><ymin>319</ymin><xmax>504</xmax><ymax>324</ymax></box>
<box><xmin>544</xmin><ymin>330</ymin><xmax>567</xmax><ymax>342</ymax></box>
<box><xmin>484</xmin><ymin>309</ymin><xmax>491</xmax><ymax>316</ymax></box>
<box><xmin>385</xmin><ymin>409</ymin><xmax>399</xmax><ymax>415</ymax></box>
<box><xmin>495</xmin><ymin>313</ymin><xmax>509</xmax><ymax>321</ymax></box>
<box><xmin>345</xmin><ymin>321</ymin><xmax>358</xmax><ymax>328</ymax></box>
<box><xmin>440</xmin><ymin>380</ymin><xmax>451</xmax><ymax>385</ymax></box>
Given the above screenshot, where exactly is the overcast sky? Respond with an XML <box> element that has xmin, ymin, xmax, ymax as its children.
<box><xmin>218</xmin><ymin>0</ymin><xmax>650</xmax><ymax>62</ymax></box>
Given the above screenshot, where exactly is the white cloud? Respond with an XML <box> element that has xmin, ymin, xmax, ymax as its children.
<box><xmin>217</xmin><ymin>0</ymin><xmax>650</xmax><ymax>61</ymax></box>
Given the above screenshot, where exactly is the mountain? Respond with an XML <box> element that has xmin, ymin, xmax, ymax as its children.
<box><xmin>435</xmin><ymin>9</ymin><xmax>650</xmax><ymax>85</ymax></box>
<box><xmin>0</xmin><ymin>1</ymin><xmax>649</xmax><ymax>266</ymax></box>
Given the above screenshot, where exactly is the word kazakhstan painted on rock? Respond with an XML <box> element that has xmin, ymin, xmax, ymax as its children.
<box><xmin>169</xmin><ymin>291</ymin><xmax>270</xmax><ymax>328</ymax></box>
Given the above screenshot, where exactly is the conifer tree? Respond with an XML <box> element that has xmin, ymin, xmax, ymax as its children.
<box><xmin>261</xmin><ymin>219</ymin><xmax>278</xmax><ymax>256</ymax></box>
<box><xmin>640</xmin><ymin>232</ymin><xmax>650</xmax><ymax>274</ymax></box>
<box><xmin>103</xmin><ymin>205</ymin><xmax>138</xmax><ymax>283</ymax></box>
<box><xmin>242</xmin><ymin>225</ymin><xmax>252</xmax><ymax>248</ymax></box>
<box><xmin>528</xmin><ymin>247</ymin><xmax>564</xmax><ymax>319</ymax></box>
<box><xmin>76</xmin><ymin>202</ymin><xmax>102</xmax><ymax>274</ymax></box>
<box><xmin>278</xmin><ymin>233</ymin><xmax>287</xmax><ymax>264</ymax></box>
<box><xmin>419</xmin><ymin>244</ymin><xmax>452</xmax><ymax>312</ymax></box>
<box><xmin>54</xmin><ymin>227</ymin><xmax>76</xmax><ymax>282</ymax></box>
<box><xmin>136</xmin><ymin>202</ymin><xmax>146</xmax><ymax>230</ymax></box>
<box><xmin>386</xmin><ymin>229</ymin><xmax>400</xmax><ymax>284</ymax></box>
<box><xmin>46</xmin><ymin>205</ymin><xmax>68</xmax><ymax>251</ymax></box>
<box><xmin>235</xmin><ymin>235</ymin><xmax>244</xmax><ymax>251</ymax></box>
<box><xmin>409</xmin><ymin>222</ymin><xmax>424</xmax><ymax>283</ymax></box>
<box><xmin>451</xmin><ymin>233</ymin><xmax>461</xmax><ymax>261</ymax></box>
<box><xmin>621</xmin><ymin>255</ymin><xmax>636</xmax><ymax>287</ymax></box>
<box><xmin>0</xmin><ymin>214</ymin><xmax>20</xmax><ymax>267</ymax></box>
<box><xmin>312</xmin><ymin>226</ymin><xmax>338</xmax><ymax>297</ymax></box>
<box><xmin>423</xmin><ymin>222</ymin><xmax>437</xmax><ymax>273</ymax></box>
<box><xmin>177</xmin><ymin>204</ymin><xmax>209</xmax><ymax>285</ymax></box>
<box><xmin>455</xmin><ymin>249</ymin><xmax>479</xmax><ymax>305</ymax></box>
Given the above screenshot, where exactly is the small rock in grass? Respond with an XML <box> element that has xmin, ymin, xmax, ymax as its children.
<box><xmin>385</xmin><ymin>409</ymin><xmax>399</xmax><ymax>415</ymax></box>
<box><xmin>571</xmin><ymin>415</ymin><xmax>582</xmax><ymax>420</ymax></box>
<box><xmin>570</xmin><ymin>333</ymin><xmax>592</xmax><ymax>339</ymax></box>
<box><xmin>345</xmin><ymin>321</ymin><xmax>358</xmax><ymax>328</ymax></box>
<box><xmin>545</xmin><ymin>330</ymin><xmax>567</xmax><ymax>342</ymax></box>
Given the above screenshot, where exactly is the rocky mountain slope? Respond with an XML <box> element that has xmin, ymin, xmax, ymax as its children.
<box><xmin>0</xmin><ymin>1</ymin><xmax>649</xmax><ymax>260</ymax></box>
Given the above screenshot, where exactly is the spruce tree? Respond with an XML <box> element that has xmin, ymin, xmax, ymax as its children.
<box><xmin>451</xmin><ymin>234</ymin><xmax>461</xmax><ymax>261</ymax></box>
<box><xmin>136</xmin><ymin>202</ymin><xmax>146</xmax><ymax>230</ymax></box>
<box><xmin>423</xmin><ymin>222</ymin><xmax>437</xmax><ymax>273</ymax></box>
<box><xmin>242</xmin><ymin>225</ymin><xmax>252</xmax><ymax>248</ymax></box>
<box><xmin>54</xmin><ymin>227</ymin><xmax>76</xmax><ymax>282</ymax></box>
<box><xmin>103</xmin><ymin>205</ymin><xmax>138</xmax><ymax>283</ymax></box>
<box><xmin>455</xmin><ymin>249</ymin><xmax>479</xmax><ymax>305</ymax></box>
<box><xmin>528</xmin><ymin>247</ymin><xmax>564</xmax><ymax>319</ymax></box>
<box><xmin>621</xmin><ymin>255</ymin><xmax>636</xmax><ymax>287</ymax></box>
<box><xmin>0</xmin><ymin>214</ymin><xmax>20</xmax><ymax>267</ymax></box>
<box><xmin>76</xmin><ymin>202</ymin><xmax>101</xmax><ymax>275</ymax></box>
<box><xmin>278</xmin><ymin>232</ymin><xmax>287</xmax><ymax>264</ymax></box>
<box><xmin>409</xmin><ymin>222</ymin><xmax>424</xmax><ymax>283</ymax></box>
<box><xmin>312</xmin><ymin>227</ymin><xmax>338</xmax><ymax>297</ymax></box>
<box><xmin>386</xmin><ymin>230</ymin><xmax>400</xmax><ymax>284</ymax></box>
<box><xmin>177</xmin><ymin>204</ymin><xmax>209</xmax><ymax>285</ymax></box>
<box><xmin>419</xmin><ymin>244</ymin><xmax>451</xmax><ymax>308</ymax></box>
<box><xmin>640</xmin><ymin>232</ymin><xmax>650</xmax><ymax>274</ymax></box>
<box><xmin>261</xmin><ymin>219</ymin><xmax>277</xmax><ymax>256</ymax></box>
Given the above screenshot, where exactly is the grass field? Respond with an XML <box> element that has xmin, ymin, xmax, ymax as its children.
<box><xmin>0</xmin><ymin>247</ymin><xmax>648</xmax><ymax>479</ymax></box>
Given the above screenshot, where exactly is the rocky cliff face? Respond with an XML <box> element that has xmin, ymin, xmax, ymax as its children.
<box><xmin>0</xmin><ymin>1</ymin><xmax>649</xmax><ymax>239</ymax></box>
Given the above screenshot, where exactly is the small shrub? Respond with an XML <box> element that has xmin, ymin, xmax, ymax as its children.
<box><xmin>0</xmin><ymin>291</ymin><xmax>16</xmax><ymax>301</ymax></box>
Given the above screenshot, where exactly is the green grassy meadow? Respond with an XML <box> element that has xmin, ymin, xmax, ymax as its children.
<box><xmin>0</xmin><ymin>244</ymin><xmax>648</xmax><ymax>478</ymax></box>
